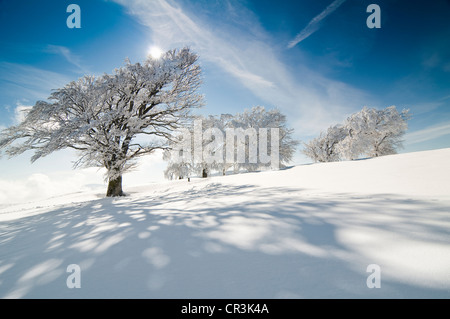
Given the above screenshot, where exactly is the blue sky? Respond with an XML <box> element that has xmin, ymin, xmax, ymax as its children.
<box><xmin>0</xmin><ymin>0</ymin><xmax>450</xmax><ymax>185</ymax></box>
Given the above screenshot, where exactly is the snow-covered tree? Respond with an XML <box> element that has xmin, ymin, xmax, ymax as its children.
<box><xmin>213</xmin><ymin>114</ymin><xmax>235</xmax><ymax>175</ymax></box>
<box><xmin>163</xmin><ymin>115</ymin><xmax>227</xmax><ymax>179</ymax></box>
<box><xmin>163</xmin><ymin>116</ymin><xmax>205</xmax><ymax>180</ymax></box>
<box><xmin>302</xmin><ymin>124</ymin><xmax>346</xmax><ymax>162</ymax></box>
<box><xmin>163</xmin><ymin>133</ymin><xmax>193</xmax><ymax>180</ymax></box>
<box><xmin>163</xmin><ymin>106</ymin><xmax>299</xmax><ymax>178</ymax></box>
<box><xmin>339</xmin><ymin>106</ymin><xmax>410</xmax><ymax>159</ymax></box>
<box><xmin>302</xmin><ymin>105</ymin><xmax>410</xmax><ymax>162</ymax></box>
<box><xmin>0</xmin><ymin>48</ymin><xmax>203</xmax><ymax>196</ymax></box>
<box><xmin>365</xmin><ymin>106</ymin><xmax>409</xmax><ymax>157</ymax></box>
<box><xmin>231</xmin><ymin>106</ymin><xmax>298</xmax><ymax>172</ymax></box>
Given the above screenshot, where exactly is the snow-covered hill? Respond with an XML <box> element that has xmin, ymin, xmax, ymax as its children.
<box><xmin>0</xmin><ymin>148</ymin><xmax>449</xmax><ymax>298</ymax></box>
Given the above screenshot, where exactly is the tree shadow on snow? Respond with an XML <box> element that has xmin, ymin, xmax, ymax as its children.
<box><xmin>0</xmin><ymin>183</ymin><xmax>449</xmax><ymax>298</ymax></box>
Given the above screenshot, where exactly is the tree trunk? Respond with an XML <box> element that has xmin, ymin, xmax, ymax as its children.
<box><xmin>106</xmin><ymin>175</ymin><xmax>123</xmax><ymax>197</ymax></box>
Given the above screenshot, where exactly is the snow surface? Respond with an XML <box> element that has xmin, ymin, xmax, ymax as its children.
<box><xmin>0</xmin><ymin>148</ymin><xmax>449</xmax><ymax>298</ymax></box>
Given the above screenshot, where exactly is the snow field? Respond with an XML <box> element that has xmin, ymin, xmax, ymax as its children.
<box><xmin>0</xmin><ymin>148</ymin><xmax>449</xmax><ymax>298</ymax></box>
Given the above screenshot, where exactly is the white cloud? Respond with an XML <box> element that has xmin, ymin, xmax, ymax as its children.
<box><xmin>114</xmin><ymin>0</ymin><xmax>369</xmax><ymax>135</ymax></box>
<box><xmin>0</xmin><ymin>150</ymin><xmax>167</xmax><ymax>205</ymax></box>
<box><xmin>405</xmin><ymin>122</ymin><xmax>450</xmax><ymax>145</ymax></box>
<box><xmin>0</xmin><ymin>169</ymin><xmax>104</xmax><ymax>206</ymax></box>
<box><xmin>0</xmin><ymin>62</ymin><xmax>73</xmax><ymax>102</ymax></box>
<box><xmin>407</xmin><ymin>101</ymin><xmax>443</xmax><ymax>116</ymax></box>
<box><xmin>14</xmin><ymin>103</ymin><xmax>32</xmax><ymax>124</ymax></box>
<box><xmin>0</xmin><ymin>63</ymin><xmax>73</xmax><ymax>125</ymax></box>
<box><xmin>422</xmin><ymin>52</ymin><xmax>450</xmax><ymax>73</ymax></box>
<box><xmin>45</xmin><ymin>45</ymin><xmax>89</xmax><ymax>74</ymax></box>
<box><xmin>287</xmin><ymin>0</ymin><xmax>347</xmax><ymax>49</ymax></box>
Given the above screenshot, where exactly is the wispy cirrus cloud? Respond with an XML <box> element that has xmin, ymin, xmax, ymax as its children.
<box><xmin>405</xmin><ymin>122</ymin><xmax>450</xmax><ymax>145</ymax></box>
<box><xmin>287</xmin><ymin>0</ymin><xmax>347</xmax><ymax>49</ymax></box>
<box><xmin>114</xmin><ymin>0</ymin><xmax>369</xmax><ymax>135</ymax></box>
<box><xmin>0</xmin><ymin>62</ymin><xmax>73</xmax><ymax>124</ymax></box>
<box><xmin>45</xmin><ymin>45</ymin><xmax>89</xmax><ymax>74</ymax></box>
<box><xmin>0</xmin><ymin>62</ymin><xmax>72</xmax><ymax>101</ymax></box>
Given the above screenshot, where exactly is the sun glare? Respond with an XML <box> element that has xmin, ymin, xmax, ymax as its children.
<box><xmin>148</xmin><ymin>46</ymin><xmax>164</xmax><ymax>59</ymax></box>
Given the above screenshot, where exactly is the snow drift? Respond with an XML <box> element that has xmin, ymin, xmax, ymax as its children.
<box><xmin>0</xmin><ymin>148</ymin><xmax>449</xmax><ymax>298</ymax></box>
